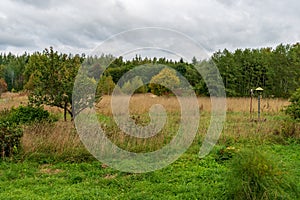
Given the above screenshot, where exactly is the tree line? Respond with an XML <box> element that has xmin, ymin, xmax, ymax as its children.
<box><xmin>0</xmin><ymin>43</ymin><xmax>300</xmax><ymax>101</ymax></box>
<box><xmin>212</xmin><ymin>43</ymin><xmax>300</xmax><ymax>98</ymax></box>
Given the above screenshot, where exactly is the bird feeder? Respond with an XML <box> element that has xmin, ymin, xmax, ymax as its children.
<box><xmin>255</xmin><ymin>87</ymin><xmax>264</xmax><ymax>120</ymax></box>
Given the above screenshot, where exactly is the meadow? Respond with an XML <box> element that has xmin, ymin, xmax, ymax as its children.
<box><xmin>0</xmin><ymin>93</ymin><xmax>299</xmax><ymax>199</ymax></box>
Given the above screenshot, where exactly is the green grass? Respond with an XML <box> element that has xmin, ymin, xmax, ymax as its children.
<box><xmin>0</xmin><ymin>143</ymin><xmax>299</xmax><ymax>199</ymax></box>
<box><xmin>1</xmin><ymin>106</ymin><xmax>300</xmax><ymax>199</ymax></box>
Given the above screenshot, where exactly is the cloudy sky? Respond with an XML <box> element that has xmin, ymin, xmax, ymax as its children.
<box><xmin>0</xmin><ymin>0</ymin><xmax>299</xmax><ymax>58</ymax></box>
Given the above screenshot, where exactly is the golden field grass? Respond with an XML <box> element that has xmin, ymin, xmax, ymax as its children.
<box><xmin>96</xmin><ymin>93</ymin><xmax>289</xmax><ymax>115</ymax></box>
<box><xmin>0</xmin><ymin>92</ymin><xmax>290</xmax><ymax>114</ymax></box>
<box><xmin>1</xmin><ymin>92</ymin><xmax>296</xmax><ymax>157</ymax></box>
<box><xmin>0</xmin><ymin>92</ymin><xmax>28</xmax><ymax>110</ymax></box>
<box><xmin>21</xmin><ymin>121</ymin><xmax>87</xmax><ymax>158</ymax></box>
<box><xmin>0</xmin><ymin>92</ymin><xmax>64</xmax><ymax>114</ymax></box>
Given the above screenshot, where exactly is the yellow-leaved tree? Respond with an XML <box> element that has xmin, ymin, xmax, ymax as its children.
<box><xmin>149</xmin><ymin>68</ymin><xmax>180</xmax><ymax>96</ymax></box>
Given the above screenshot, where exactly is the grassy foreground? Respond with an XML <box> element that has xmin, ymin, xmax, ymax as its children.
<box><xmin>1</xmin><ymin>144</ymin><xmax>300</xmax><ymax>199</ymax></box>
<box><xmin>0</xmin><ymin>93</ymin><xmax>300</xmax><ymax>199</ymax></box>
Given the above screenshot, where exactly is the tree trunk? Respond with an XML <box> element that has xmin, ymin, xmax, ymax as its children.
<box><xmin>64</xmin><ymin>101</ymin><xmax>67</xmax><ymax>121</ymax></box>
<box><xmin>68</xmin><ymin>109</ymin><xmax>74</xmax><ymax>121</ymax></box>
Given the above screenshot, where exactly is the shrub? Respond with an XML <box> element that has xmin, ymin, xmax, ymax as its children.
<box><xmin>8</xmin><ymin>106</ymin><xmax>55</xmax><ymax>124</ymax></box>
<box><xmin>286</xmin><ymin>88</ymin><xmax>300</xmax><ymax>120</ymax></box>
<box><xmin>0</xmin><ymin>106</ymin><xmax>56</xmax><ymax>159</ymax></box>
<box><xmin>280</xmin><ymin>120</ymin><xmax>300</xmax><ymax>140</ymax></box>
<box><xmin>226</xmin><ymin>148</ymin><xmax>299</xmax><ymax>199</ymax></box>
<box><xmin>0</xmin><ymin>121</ymin><xmax>23</xmax><ymax>158</ymax></box>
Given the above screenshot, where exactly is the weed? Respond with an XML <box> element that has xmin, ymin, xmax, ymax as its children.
<box><xmin>226</xmin><ymin>147</ymin><xmax>299</xmax><ymax>199</ymax></box>
<box><xmin>215</xmin><ymin>145</ymin><xmax>239</xmax><ymax>163</ymax></box>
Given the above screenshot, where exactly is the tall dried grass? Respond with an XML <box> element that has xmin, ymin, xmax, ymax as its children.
<box><xmin>96</xmin><ymin>94</ymin><xmax>289</xmax><ymax>115</ymax></box>
<box><xmin>95</xmin><ymin>94</ymin><xmax>292</xmax><ymax>152</ymax></box>
<box><xmin>1</xmin><ymin>92</ymin><xmax>293</xmax><ymax>159</ymax></box>
<box><xmin>21</xmin><ymin>121</ymin><xmax>90</xmax><ymax>160</ymax></box>
<box><xmin>226</xmin><ymin>97</ymin><xmax>289</xmax><ymax>113</ymax></box>
<box><xmin>0</xmin><ymin>92</ymin><xmax>66</xmax><ymax>116</ymax></box>
<box><xmin>0</xmin><ymin>92</ymin><xmax>28</xmax><ymax>111</ymax></box>
<box><xmin>98</xmin><ymin>112</ymin><xmax>181</xmax><ymax>153</ymax></box>
<box><xmin>0</xmin><ymin>92</ymin><xmax>289</xmax><ymax>114</ymax></box>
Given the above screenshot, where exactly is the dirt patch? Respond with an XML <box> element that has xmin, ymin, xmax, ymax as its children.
<box><xmin>39</xmin><ymin>164</ymin><xmax>64</xmax><ymax>175</ymax></box>
<box><xmin>104</xmin><ymin>174</ymin><xmax>117</xmax><ymax>179</ymax></box>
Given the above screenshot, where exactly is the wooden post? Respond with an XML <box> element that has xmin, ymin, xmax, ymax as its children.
<box><xmin>258</xmin><ymin>94</ymin><xmax>261</xmax><ymax>120</ymax></box>
<box><xmin>250</xmin><ymin>89</ymin><xmax>253</xmax><ymax>119</ymax></box>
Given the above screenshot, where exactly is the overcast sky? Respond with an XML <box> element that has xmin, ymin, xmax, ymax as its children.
<box><xmin>0</xmin><ymin>0</ymin><xmax>299</xmax><ymax>59</ymax></box>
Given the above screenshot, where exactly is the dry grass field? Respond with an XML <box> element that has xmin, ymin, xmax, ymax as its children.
<box><xmin>0</xmin><ymin>92</ymin><xmax>293</xmax><ymax>157</ymax></box>
<box><xmin>0</xmin><ymin>92</ymin><xmax>289</xmax><ymax>114</ymax></box>
<box><xmin>96</xmin><ymin>93</ymin><xmax>289</xmax><ymax>115</ymax></box>
<box><xmin>0</xmin><ymin>92</ymin><xmax>28</xmax><ymax>110</ymax></box>
<box><xmin>0</xmin><ymin>92</ymin><xmax>64</xmax><ymax>114</ymax></box>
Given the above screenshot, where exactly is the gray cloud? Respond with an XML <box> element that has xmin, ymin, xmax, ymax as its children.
<box><xmin>0</xmin><ymin>0</ymin><xmax>299</xmax><ymax>57</ymax></box>
<box><xmin>11</xmin><ymin>0</ymin><xmax>56</xmax><ymax>9</ymax></box>
<box><xmin>0</xmin><ymin>33</ymin><xmax>35</xmax><ymax>48</ymax></box>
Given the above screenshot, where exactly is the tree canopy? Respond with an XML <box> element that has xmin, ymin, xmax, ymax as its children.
<box><xmin>149</xmin><ymin>68</ymin><xmax>180</xmax><ymax>96</ymax></box>
<box><xmin>24</xmin><ymin>47</ymin><xmax>82</xmax><ymax>121</ymax></box>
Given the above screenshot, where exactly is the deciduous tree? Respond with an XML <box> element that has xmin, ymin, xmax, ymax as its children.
<box><xmin>149</xmin><ymin>68</ymin><xmax>180</xmax><ymax>96</ymax></box>
<box><xmin>24</xmin><ymin>47</ymin><xmax>82</xmax><ymax>121</ymax></box>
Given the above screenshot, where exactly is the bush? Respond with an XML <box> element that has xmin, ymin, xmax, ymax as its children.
<box><xmin>226</xmin><ymin>148</ymin><xmax>299</xmax><ymax>199</ymax></box>
<box><xmin>0</xmin><ymin>106</ymin><xmax>56</xmax><ymax>159</ymax></box>
<box><xmin>286</xmin><ymin>88</ymin><xmax>300</xmax><ymax>120</ymax></box>
<box><xmin>279</xmin><ymin>120</ymin><xmax>300</xmax><ymax>140</ymax></box>
<box><xmin>0</xmin><ymin>121</ymin><xmax>23</xmax><ymax>158</ymax></box>
<box><xmin>8</xmin><ymin>106</ymin><xmax>56</xmax><ymax>124</ymax></box>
